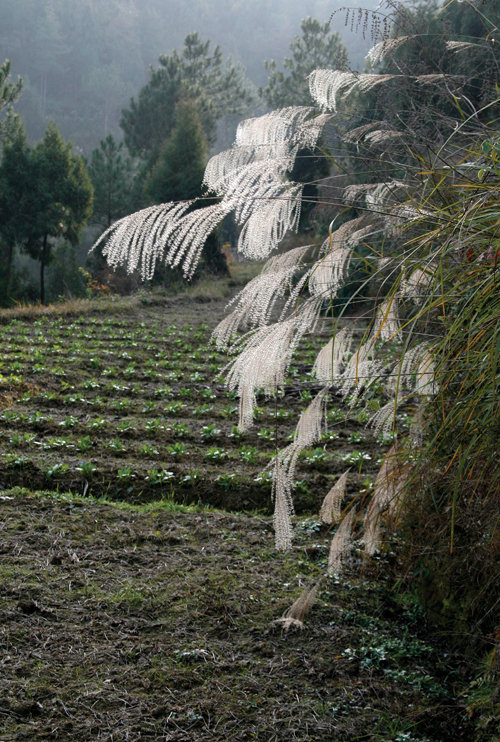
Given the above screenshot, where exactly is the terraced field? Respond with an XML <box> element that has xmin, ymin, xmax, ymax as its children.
<box><xmin>0</xmin><ymin>292</ymin><xmax>487</xmax><ymax>741</ymax></box>
<box><xmin>0</xmin><ymin>294</ymin><xmax>389</xmax><ymax>514</ymax></box>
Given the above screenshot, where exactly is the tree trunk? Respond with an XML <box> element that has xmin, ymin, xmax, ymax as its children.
<box><xmin>40</xmin><ymin>234</ymin><xmax>48</xmax><ymax>305</ymax></box>
<box><xmin>3</xmin><ymin>242</ymin><xmax>14</xmax><ymax>305</ymax></box>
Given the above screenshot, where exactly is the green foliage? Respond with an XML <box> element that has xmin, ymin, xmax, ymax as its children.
<box><xmin>145</xmin><ymin>99</ymin><xmax>207</xmax><ymax>204</ymax></box>
<box><xmin>0</xmin><ymin>121</ymin><xmax>93</xmax><ymax>305</ymax></box>
<box><xmin>121</xmin><ymin>32</ymin><xmax>253</xmax><ymax>160</ymax></box>
<box><xmin>88</xmin><ymin>134</ymin><xmax>133</xmax><ymax>229</ymax></box>
<box><xmin>0</xmin><ymin>59</ymin><xmax>22</xmax><ymax>135</ymax></box>
<box><xmin>261</xmin><ymin>17</ymin><xmax>348</xmax><ymax>108</ymax></box>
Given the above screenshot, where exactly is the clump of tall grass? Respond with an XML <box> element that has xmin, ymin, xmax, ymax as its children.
<box><xmin>95</xmin><ymin>0</ymin><xmax>499</xmax><ymax>651</ymax></box>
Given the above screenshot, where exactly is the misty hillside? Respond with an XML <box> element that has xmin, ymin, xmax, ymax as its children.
<box><xmin>0</xmin><ymin>0</ymin><xmax>376</xmax><ymax>152</ymax></box>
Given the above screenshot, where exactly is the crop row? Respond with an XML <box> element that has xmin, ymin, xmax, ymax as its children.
<box><xmin>0</xmin><ymin>305</ymin><xmax>392</xmax><ymax>513</ymax></box>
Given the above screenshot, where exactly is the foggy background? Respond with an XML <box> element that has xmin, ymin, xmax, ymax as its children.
<box><xmin>0</xmin><ymin>0</ymin><xmax>377</xmax><ymax>153</ymax></box>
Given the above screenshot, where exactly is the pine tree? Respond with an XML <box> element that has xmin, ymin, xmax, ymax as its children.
<box><xmin>88</xmin><ymin>134</ymin><xmax>134</xmax><ymax>229</ymax></box>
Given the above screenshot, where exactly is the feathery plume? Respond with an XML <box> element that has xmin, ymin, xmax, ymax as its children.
<box><xmin>368</xmin><ymin>397</ymin><xmax>399</xmax><ymax>437</ymax></box>
<box><xmin>308</xmin><ymin>247</ymin><xmax>352</xmax><ymax>298</ymax></box>
<box><xmin>211</xmin><ymin>248</ymin><xmax>313</xmax><ymax>349</ymax></box>
<box><xmin>268</xmin><ymin>386</ymin><xmax>330</xmax><ymax>528</ymax></box>
<box><xmin>445</xmin><ymin>40</ymin><xmax>478</xmax><ymax>52</ymax></box>
<box><xmin>294</xmin><ymin>386</ymin><xmax>329</xmax><ymax>446</ymax></box>
<box><xmin>327</xmin><ymin>509</ymin><xmax>356</xmax><ymax>575</ymax></box>
<box><xmin>365</xmin><ymin>180</ymin><xmax>408</xmax><ymax>210</ymax></box>
<box><xmin>416</xmin><ymin>351</ymin><xmax>437</xmax><ymax>397</ymax></box>
<box><xmin>274</xmin><ymin>583</ymin><xmax>320</xmax><ymax>630</ymax></box>
<box><xmin>362</xmin><ymin>444</ymin><xmax>405</xmax><ymax>555</ymax></box>
<box><xmin>320</xmin><ymin>470</ymin><xmax>350</xmax><ymax>524</ymax></box>
<box><xmin>342</xmin><ymin>120</ymin><xmax>385</xmax><ymax>143</ymax></box>
<box><xmin>236</xmin><ymin>184</ymin><xmax>303</xmax><ymax>260</ymax></box>
<box><xmin>343</xmin><ymin>183</ymin><xmax>374</xmax><ymax>205</ymax></box>
<box><xmin>313</xmin><ymin>328</ymin><xmax>352</xmax><ymax>383</ymax></box>
<box><xmin>225</xmin><ymin>300</ymin><xmax>321</xmax><ymax>429</ymax></box>
<box><xmin>93</xmin><ymin>201</ymin><xmax>192</xmax><ymax>280</ymax></box>
<box><xmin>366</xmin><ymin>37</ymin><xmax>415</xmax><ymax>66</ymax></box>
<box><xmin>400</xmin><ymin>266</ymin><xmax>434</xmax><ymax>301</ymax></box>
<box><xmin>357</xmin><ymin>73</ymin><xmax>399</xmax><ymax>92</ymax></box>
<box><xmin>235</xmin><ymin>106</ymin><xmax>315</xmax><ymax>148</ymax></box>
<box><xmin>364</xmin><ymin>129</ymin><xmax>405</xmax><ymax>146</ymax></box>
<box><xmin>309</xmin><ymin>70</ymin><xmax>359</xmax><ymax>112</ymax></box>
<box><xmin>272</xmin><ymin>459</ymin><xmax>295</xmax><ymax>551</ymax></box>
<box><xmin>341</xmin><ymin>336</ymin><xmax>381</xmax><ymax>403</ymax></box>
<box><xmin>166</xmin><ymin>201</ymin><xmax>234</xmax><ymax>278</ymax></box>
<box><xmin>410</xmin><ymin>402</ymin><xmax>425</xmax><ymax>447</ymax></box>
<box><xmin>373</xmin><ymin>296</ymin><xmax>401</xmax><ymax>342</ymax></box>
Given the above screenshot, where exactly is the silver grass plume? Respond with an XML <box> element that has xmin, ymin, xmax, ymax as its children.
<box><xmin>309</xmin><ymin>70</ymin><xmax>400</xmax><ymax>112</ymax></box>
<box><xmin>362</xmin><ymin>444</ymin><xmax>404</xmax><ymax>555</ymax></box>
<box><xmin>225</xmin><ymin>318</ymin><xmax>298</xmax><ymax>425</ymax></box>
<box><xmin>328</xmin><ymin>509</ymin><xmax>356</xmax><ymax>575</ymax></box>
<box><xmin>274</xmin><ymin>582</ymin><xmax>320</xmax><ymax>630</ymax></box>
<box><xmin>400</xmin><ymin>266</ymin><xmax>434</xmax><ymax>302</ymax></box>
<box><xmin>373</xmin><ymin>296</ymin><xmax>401</xmax><ymax>343</ymax></box>
<box><xmin>211</xmin><ymin>246</ymin><xmax>313</xmax><ymax>350</ymax></box>
<box><xmin>166</xmin><ymin>201</ymin><xmax>234</xmax><ymax>278</ymax></box>
<box><xmin>416</xmin><ymin>351</ymin><xmax>438</xmax><ymax>397</ymax></box>
<box><xmin>366</xmin><ymin>36</ymin><xmax>415</xmax><ymax>66</ymax></box>
<box><xmin>223</xmin><ymin>158</ymin><xmax>294</xmax><ymax>206</ymax></box>
<box><xmin>313</xmin><ymin>328</ymin><xmax>352</xmax><ymax>383</ymax></box>
<box><xmin>308</xmin><ymin>247</ymin><xmax>352</xmax><ymax>298</ymax></box>
<box><xmin>445</xmin><ymin>41</ymin><xmax>478</xmax><ymax>52</ymax></box>
<box><xmin>365</xmin><ymin>181</ymin><xmax>408</xmax><ymax>211</ymax></box>
<box><xmin>235</xmin><ymin>106</ymin><xmax>315</xmax><ymax>148</ymax></box>
<box><xmin>342</xmin><ymin>121</ymin><xmax>386</xmax><ymax>144</ymax></box>
<box><xmin>236</xmin><ymin>183</ymin><xmax>303</xmax><ymax>260</ymax></box>
<box><xmin>272</xmin><ymin>460</ymin><xmax>295</xmax><ymax>552</ymax></box>
<box><xmin>308</xmin><ymin>217</ymin><xmax>368</xmax><ymax>298</ymax></box>
<box><xmin>368</xmin><ymin>396</ymin><xmax>400</xmax><ymax>438</ymax></box>
<box><xmin>309</xmin><ymin>70</ymin><xmax>359</xmax><ymax>112</ymax></box>
<box><xmin>356</xmin><ymin>74</ymin><xmax>400</xmax><ymax>93</ymax></box>
<box><xmin>320</xmin><ymin>470</ymin><xmax>350</xmax><ymax>524</ymax></box>
<box><xmin>341</xmin><ymin>336</ymin><xmax>382</xmax><ymax>404</ymax></box>
<box><xmin>203</xmin><ymin>144</ymin><xmax>290</xmax><ymax>195</ymax></box>
<box><xmin>416</xmin><ymin>74</ymin><xmax>449</xmax><ymax>85</ymax></box>
<box><xmin>400</xmin><ymin>343</ymin><xmax>438</xmax><ymax>397</ymax></box>
<box><xmin>224</xmin><ymin>299</ymin><xmax>322</xmax><ymax>429</ymax></box>
<box><xmin>270</xmin><ymin>387</ymin><xmax>330</xmax><ymax>544</ymax></box>
<box><xmin>294</xmin><ymin>385</ymin><xmax>329</xmax><ymax>446</ymax></box>
<box><xmin>343</xmin><ymin>183</ymin><xmax>375</xmax><ymax>205</ymax></box>
<box><xmin>364</xmin><ymin>129</ymin><xmax>405</xmax><ymax>146</ymax></box>
<box><xmin>410</xmin><ymin>402</ymin><xmax>425</xmax><ymax>447</ymax></box>
<box><xmin>92</xmin><ymin>202</ymin><xmax>192</xmax><ymax>280</ymax></box>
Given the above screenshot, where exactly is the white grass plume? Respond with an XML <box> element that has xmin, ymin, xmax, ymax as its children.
<box><xmin>166</xmin><ymin>201</ymin><xmax>234</xmax><ymax>278</ymax></box>
<box><xmin>373</xmin><ymin>296</ymin><xmax>401</xmax><ymax>343</ymax></box>
<box><xmin>224</xmin><ymin>300</ymin><xmax>322</xmax><ymax>429</ymax></box>
<box><xmin>400</xmin><ymin>266</ymin><xmax>435</xmax><ymax>302</ymax></box>
<box><xmin>272</xmin><ymin>460</ymin><xmax>295</xmax><ymax>552</ymax></box>
<box><xmin>274</xmin><ymin>582</ymin><xmax>320</xmax><ymax>630</ymax></box>
<box><xmin>309</xmin><ymin>70</ymin><xmax>400</xmax><ymax>112</ymax></box>
<box><xmin>320</xmin><ymin>470</ymin><xmax>350</xmax><ymax>524</ymax></box>
<box><xmin>92</xmin><ymin>202</ymin><xmax>192</xmax><ymax>280</ymax></box>
<box><xmin>366</xmin><ymin>37</ymin><xmax>415</xmax><ymax>66</ymax></box>
<box><xmin>236</xmin><ymin>183</ymin><xmax>303</xmax><ymax>260</ymax></box>
<box><xmin>313</xmin><ymin>328</ymin><xmax>352</xmax><ymax>383</ymax></box>
<box><xmin>368</xmin><ymin>397</ymin><xmax>399</xmax><ymax>438</ymax></box>
<box><xmin>362</xmin><ymin>444</ymin><xmax>405</xmax><ymax>555</ymax></box>
<box><xmin>211</xmin><ymin>246</ymin><xmax>313</xmax><ymax>350</ymax></box>
<box><xmin>328</xmin><ymin>509</ymin><xmax>356</xmax><ymax>575</ymax></box>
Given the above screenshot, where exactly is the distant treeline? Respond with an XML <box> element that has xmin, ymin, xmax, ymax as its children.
<box><xmin>0</xmin><ymin>0</ymin><xmax>374</xmax><ymax>152</ymax></box>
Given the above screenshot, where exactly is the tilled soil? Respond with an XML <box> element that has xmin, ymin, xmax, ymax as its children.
<box><xmin>0</xmin><ymin>490</ymin><xmax>477</xmax><ymax>742</ymax></box>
